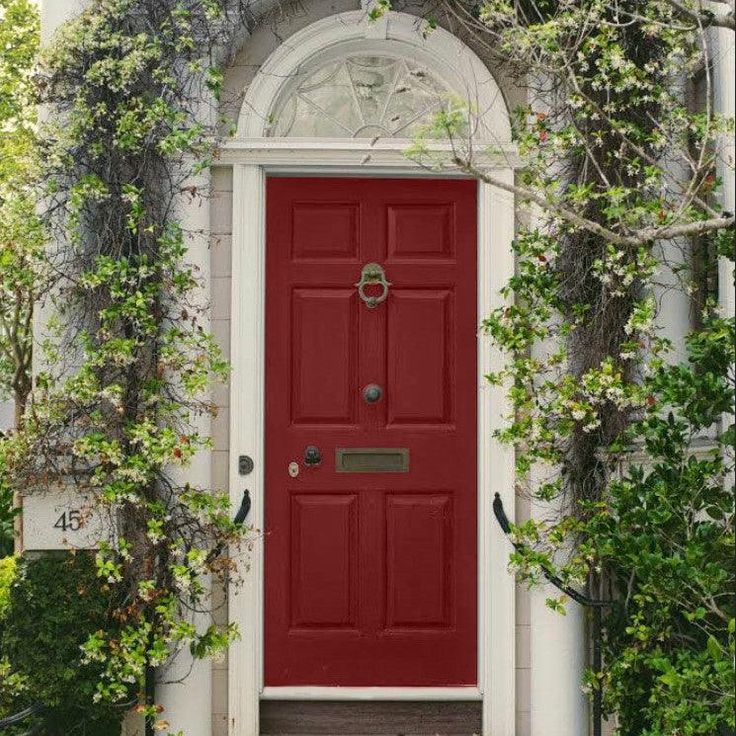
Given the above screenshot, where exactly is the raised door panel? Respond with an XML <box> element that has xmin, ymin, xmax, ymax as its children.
<box><xmin>387</xmin><ymin>290</ymin><xmax>453</xmax><ymax>426</ymax></box>
<box><xmin>290</xmin><ymin>494</ymin><xmax>358</xmax><ymax>629</ymax></box>
<box><xmin>387</xmin><ymin>203</ymin><xmax>454</xmax><ymax>260</ymax></box>
<box><xmin>292</xmin><ymin>202</ymin><xmax>360</xmax><ymax>261</ymax></box>
<box><xmin>384</xmin><ymin>493</ymin><xmax>452</xmax><ymax>629</ymax></box>
<box><xmin>291</xmin><ymin>289</ymin><xmax>358</xmax><ymax>425</ymax></box>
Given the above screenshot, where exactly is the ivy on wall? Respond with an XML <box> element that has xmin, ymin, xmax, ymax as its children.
<box><xmin>2</xmin><ymin>0</ymin><xmax>254</xmax><ymax>730</ymax></box>
<box><xmin>410</xmin><ymin>0</ymin><xmax>735</xmax><ymax>732</ymax></box>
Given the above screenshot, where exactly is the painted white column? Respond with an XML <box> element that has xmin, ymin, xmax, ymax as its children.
<box><xmin>40</xmin><ymin>0</ymin><xmax>85</xmax><ymax>44</ymax></box>
<box><xmin>523</xmin><ymin>63</ymin><xmax>589</xmax><ymax>723</ymax></box>
<box><xmin>530</xmin><ymin>594</ymin><xmax>587</xmax><ymax>736</ymax></box>
<box><xmin>653</xmin><ymin>209</ymin><xmax>691</xmax><ymax>363</ymax></box>
<box><xmin>529</xmin><ymin>499</ymin><xmax>588</xmax><ymax>736</ymax></box>
<box><xmin>35</xmin><ymin>0</ymin><xmax>89</xmax><ymax>373</ymax></box>
<box><xmin>653</xmin><ymin>79</ymin><xmax>696</xmax><ymax>365</ymax></box>
<box><xmin>712</xmin><ymin>20</ymin><xmax>735</xmax><ymax>318</ymax></box>
<box><xmin>525</xmin><ymin>297</ymin><xmax>587</xmax><ymax>736</ymax></box>
<box><xmin>39</xmin><ymin>5</ymin><xmax>214</xmax><ymax>731</ymax></box>
<box><xmin>119</xmin><ymin>171</ymin><xmax>214</xmax><ymax>734</ymax></box>
<box><xmin>157</xmin><ymin>152</ymin><xmax>214</xmax><ymax>735</ymax></box>
<box><xmin>227</xmin><ymin>163</ymin><xmax>266</xmax><ymax>736</ymax></box>
<box><xmin>711</xmin><ymin>10</ymin><xmax>735</xmax><ymax>576</ymax></box>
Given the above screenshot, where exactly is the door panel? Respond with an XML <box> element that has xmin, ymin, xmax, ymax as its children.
<box><xmin>385</xmin><ymin>493</ymin><xmax>453</xmax><ymax>629</ymax></box>
<box><xmin>290</xmin><ymin>289</ymin><xmax>358</xmax><ymax>425</ymax></box>
<box><xmin>289</xmin><ymin>494</ymin><xmax>358</xmax><ymax>629</ymax></box>
<box><xmin>291</xmin><ymin>202</ymin><xmax>360</xmax><ymax>260</ymax></box>
<box><xmin>387</xmin><ymin>290</ymin><xmax>453</xmax><ymax>426</ymax></box>
<box><xmin>265</xmin><ymin>177</ymin><xmax>477</xmax><ymax>687</ymax></box>
<box><xmin>387</xmin><ymin>203</ymin><xmax>455</xmax><ymax>260</ymax></box>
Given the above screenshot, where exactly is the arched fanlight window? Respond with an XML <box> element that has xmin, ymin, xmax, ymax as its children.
<box><xmin>269</xmin><ymin>55</ymin><xmax>453</xmax><ymax>138</ymax></box>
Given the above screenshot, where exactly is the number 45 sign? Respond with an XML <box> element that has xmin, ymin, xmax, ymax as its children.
<box><xmin>23</xmin><ymin>488</ymin><xmax>112</xmax><ymax>551</ymax></box>
<box><xmin>54</xmin><ymin>508</ymin><xmax>83</xmax><ymax>532</ymax></box>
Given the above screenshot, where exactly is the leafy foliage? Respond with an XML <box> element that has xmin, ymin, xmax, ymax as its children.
<box><xmin>1</xmin><ymin>553</ymin><xmax>125</xmax><ymax>734</ymax></box>
<box><xmin>409</xmin><ymin>0</ymin><xmax>736</xmax><ymax>732</ymax></box>
<box><xmin>582</xmin><ymin>313</ymin><xmax>735</xmax><ymax>734</ymax></box>
<box><xmin>0</xmin><ymin>555</ymin><xmax>15</xmax><ymax>621</ymax></box>
<box><xmin>0</xmin><ymin>473</ymin><xmax>14</xmax><ymax>558</ymax></box>
<box><xmin>2</xmin><ymin>1</ymin><xmax>253</xmax><ymax>729</ymax></box>
<box><xmin>0</xmin><ymin>0</ymin><xmax>42</xmax><ymax>419</ymax></box>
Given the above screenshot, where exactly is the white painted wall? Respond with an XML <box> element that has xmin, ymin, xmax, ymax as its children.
<box><xmin>0</xmin><ymin>400</ymin><xmax>13</xmax><ymax>433</ymax></box>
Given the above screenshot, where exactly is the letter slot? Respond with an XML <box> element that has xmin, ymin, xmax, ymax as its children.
<box><xmin>335</xmin><ymin>448</ymin><xmax>409</xmax><ymax>473</ymax></box>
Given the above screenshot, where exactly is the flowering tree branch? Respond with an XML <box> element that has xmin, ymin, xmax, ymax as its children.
<box><xmin>454</xmin><ymin>155</ymin><xmax>735</xmax><ymax>247</ymax></box>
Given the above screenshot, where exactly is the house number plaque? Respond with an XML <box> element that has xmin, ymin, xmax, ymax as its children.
<box><xmin>23</xmin><ymin>488</ymin><xmax>111</xmax><ymax>551</ymax></box>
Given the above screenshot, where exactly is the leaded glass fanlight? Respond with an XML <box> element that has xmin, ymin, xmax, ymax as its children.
<box><xmin>269</xmin><ymin>55</ymin><xmax>453</xmax><ymax>138</ymax></box>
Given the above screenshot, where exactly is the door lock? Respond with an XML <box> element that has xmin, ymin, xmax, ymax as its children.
<box><xmin>304</xmin><ymin>445</ymin><xmax>322</xmax><ymax>466</ymax></box>
<box><xmin>238</xmin><ymin>455</ymin><xmax>254</xmax><ymax>475</ymax></box>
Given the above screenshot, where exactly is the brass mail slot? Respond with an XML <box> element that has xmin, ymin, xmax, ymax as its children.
<box><xmin>335</xmin><ymin>448</ymin><xmax>409</xmax><ymax>473</ymax></box>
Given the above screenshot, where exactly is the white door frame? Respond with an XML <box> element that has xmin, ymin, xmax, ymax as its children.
<box><xmin>225</xmin><ymin>11</ymin><xmax>518</xmax><ymax>736</ymax></box>
<box><xmin>226</xmin><ymin>160</ymin><xmax>516</xmax><ymax>735</ymax></box>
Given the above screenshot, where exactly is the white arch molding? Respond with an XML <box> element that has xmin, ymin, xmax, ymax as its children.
<box><xmin>237</xmin><ymin>11</ymin><xmax>511</xmax><ymax>137</ymax></box>
<box><xmin>224</xmin><ymin>11</ymin><xmax>518</xmax><ymax>736</ymax></box>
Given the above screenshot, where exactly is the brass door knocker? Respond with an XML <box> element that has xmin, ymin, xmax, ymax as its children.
<box><xmin>356</xmin><ymin>262</ymin><xmax>391</xmax><ymax>308</ymax></box>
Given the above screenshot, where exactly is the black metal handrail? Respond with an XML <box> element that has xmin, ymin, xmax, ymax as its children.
<box><xmin>493</xmin><ymin>492</ymin><xmax>611</xmax><ymax>736</ymax></box>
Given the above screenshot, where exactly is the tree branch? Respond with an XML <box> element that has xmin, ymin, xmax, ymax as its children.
<box><xmin>453</xmin><ymin>156</ymin><xmax>735</xmax><ymax>247</ymax></box>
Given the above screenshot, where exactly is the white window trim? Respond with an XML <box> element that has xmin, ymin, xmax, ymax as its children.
<box><xmin>225</xmin><ymin>12</ymin><xmax>518</xmax><ymax>736</ymax></box>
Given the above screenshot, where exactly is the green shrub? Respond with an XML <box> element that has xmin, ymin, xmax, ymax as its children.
<box><xmin>1</xmin><ymin>552</ymin><xmax>127</xmax><ymax>734</ymax></box>
<box><xmin>0</xmin><ymin>555</ymin><xmax>15</xmax><ymax>621</ymax></box>
<box><xmin>0</xmin><ymin>461</ymin><xmax>15</xmax><ymax>558</ymax></box>
<box><xmin>592</xmin><ymin>312</ymin><xmax>735</xmax><ymax>735</ymax></box>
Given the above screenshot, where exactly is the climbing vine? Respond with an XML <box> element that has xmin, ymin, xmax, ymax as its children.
<box><xmin>414</xmin><ymin>0</ymin><xmax>736</xmax><ymax>731</ymax></box>
<box><xmin>2</xmin><ymin>0</ymin><xmax>255</xmax><ymax>730</ymax></box>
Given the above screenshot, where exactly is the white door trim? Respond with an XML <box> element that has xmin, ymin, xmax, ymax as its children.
<box><xmin>227</xmin><ymin>163</ymin><xmax>516</xmax><ymax>736</ymax></box>
<box><xmin>217</xmin><ymin>138</ymin><xmax>521</xmax><ymax>170</ymax></box>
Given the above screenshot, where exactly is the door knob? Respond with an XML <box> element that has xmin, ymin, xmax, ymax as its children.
<box><xmin>304</xmin><ymin>445</ymin><xmax>322</xmax><ymax>466</ymax></box>
<box><xmin>363</xmin><ymin>384</ymin><xmax>383</xmax><ymax>404</ymax></box>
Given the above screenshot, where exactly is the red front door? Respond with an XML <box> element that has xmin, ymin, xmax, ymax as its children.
<box><xmin>264</xmin><ymin>177</ymin><xmax>477</xmax><ymax>687</ymax></box>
